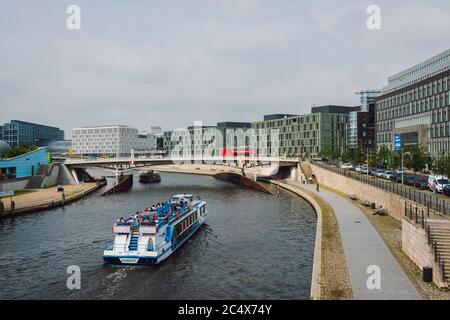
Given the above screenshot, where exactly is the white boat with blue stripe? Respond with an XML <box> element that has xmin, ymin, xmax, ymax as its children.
<box><xmin>103</xmin><ymin>194</ymin><xmax>207</xmax><ymax>266</ymax></box>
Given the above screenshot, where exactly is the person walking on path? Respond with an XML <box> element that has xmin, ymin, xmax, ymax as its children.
<box><xmin>316</xmin><ymin>183</ymin><xmax>320</xmax><ymax>192</ymax></box>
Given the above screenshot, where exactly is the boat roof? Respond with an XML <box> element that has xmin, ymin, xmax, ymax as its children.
<box><xmin>172</xmin><ymin>194</ymin><xmax>193</xmax><ymax>199</ymax></box>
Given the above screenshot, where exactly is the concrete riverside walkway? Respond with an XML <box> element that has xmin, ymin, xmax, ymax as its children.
<box><xmin>287</xmin><ymin>181</ymin><xmax>421</xmax><ymax>300</ymax></box>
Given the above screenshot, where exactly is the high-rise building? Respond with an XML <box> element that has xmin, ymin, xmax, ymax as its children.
<box><xmin>348</xmin><ymin>90</ymin><xmax>380</xmax><ymax>151</ymax></box>
<box><xmin>2</xmin><ymin>120</ymin><xmax>64</xmax><ymax>147</ymax></box>
<box><xmin>0</xmin><ymin>125</ymin><xmax>4</xmax><ymax>141</ymax></box>
<box><xmin>71</xmin><ymin>125</ymin><xmax>155</xmax><ymax>157</ymax></box>
<box><xmin>376</xmin><ymin>48</ymin><xmax>450</xmax><ymax>157</ymax></box>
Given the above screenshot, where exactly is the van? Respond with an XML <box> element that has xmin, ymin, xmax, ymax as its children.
<box><xmin>428</xmin><ymin>175</ymin><xmax>450</xmax><ymax>193</ymax></box>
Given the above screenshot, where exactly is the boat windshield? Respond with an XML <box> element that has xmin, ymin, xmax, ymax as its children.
<box><xmin>172</xmin><ymin>194</ymin><xmax>193</xmax><ymax>202</ymax></box>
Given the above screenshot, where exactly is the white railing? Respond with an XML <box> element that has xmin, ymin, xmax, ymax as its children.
<box><xmin>65</xmin><ymin>156</ymin><xmax>300</xmax><ymax>165</ymax></box>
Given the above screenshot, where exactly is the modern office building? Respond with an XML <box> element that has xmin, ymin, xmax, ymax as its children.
<box><xmin>1</xmin><ymin>120</ymin><xmax>64</xmax><ymax>148</ymax></box>
<box><xmin>252</xmin><ymin>106</ymin><xmax>353</xmax><ymax>157</ymax></box>
<box><xmin>217</xmin><ymin>122</ymin><xmax>252</xmax><ymax>154</ymax></box>
<box><xmin>348</xmin><ymin>90</ymin><xmax>380</xmax><ymax>151</ymax></box>
<box><xmin>0</xmin><ymin>147</ymin><xmax>49</xmax><ymax>179</ymax></box>
<box><xmin>263</xmin><ymin>114</ymin><xmax>298</xmax><ymax>121</ymax></box>
<box><xmin>164</xmin><ymin>125</ymin><xmax>218</xmax><ymax>158</ymax></box>
<box><xmin>163</xmin><ymin>122</ymin><xmax>254</xmax><ymax>158</ymax></box>
<box><xmin>71</xmin><ymin>125</ymin><xmax>155</xmax><ymax>157</ymax></box>
<box><xmin>148</xmin><ymin>126</ymin><xmax>165</xmax><ymax>151</ymax></box>
<box><xmin>47</xmin><ymin>140</ymin><xmax>73</xmax><ymax>157</ymax></box>
<box><xmin>150</xmin><ymin>126</ymin><xmax>163</xmax><ymax>135</ymax></box>
<box><xmin>0</xmin><ymin>125</ymin><xmax>4</xmax><ymax>141</ymax></box>
<box><xmin>376</xmin><ymin>48</ymin><xmax>450</xmax><ymax>157</ymax></box>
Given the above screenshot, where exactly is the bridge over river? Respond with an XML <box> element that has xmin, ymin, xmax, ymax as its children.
<box><xmin>64</xmin><ymin>156</ymin><xmax>299</xmax><ymax>169</ymax></box>
<box><xmin>64</xmin><ymin>156</ymin><xmax>301</xmax><ymax>182</ymax></box>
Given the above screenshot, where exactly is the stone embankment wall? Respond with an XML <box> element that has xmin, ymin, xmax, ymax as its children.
<box><xmin>310</xmin><ymin>163</ymin><xmax>407</xmax><ymax>221</ymax></box>
<box><xmin>402</xmin><ymin>218</ymin><xmax>446</xmax><ymax>288</ymax></box>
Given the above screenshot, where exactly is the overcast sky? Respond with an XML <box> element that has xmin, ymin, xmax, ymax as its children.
<box><xmin>1</xmin><ymin>0</ymin><xmax>449</xmax><ymax>137</ymax></box>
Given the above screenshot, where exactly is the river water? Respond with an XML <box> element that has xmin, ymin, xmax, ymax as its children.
<box><xmin>0</xmin><ymin>173</ymin><xmax>316</xmax><ymax>300</ymax></box>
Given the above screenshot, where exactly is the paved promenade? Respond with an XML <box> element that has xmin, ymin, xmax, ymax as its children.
<box><xmin>1</xmin><ymin>183</ymin><xmax>100</xmax><ymax>215</ymax></box>
<box><xmin>288</xmin><ymin>181</ymin><xmax>421</xmax><ymax>300</ymax></box>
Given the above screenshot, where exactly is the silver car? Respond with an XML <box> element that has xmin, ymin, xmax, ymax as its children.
<box><xmin>381</xmin><ymin>170</ymin><xmax>394</xmax><ymax>180</ymax></box>
<box><xmin>374</xmin><ymin>169</ymin><xmax>385</xmax><ymax>178</ymax></box>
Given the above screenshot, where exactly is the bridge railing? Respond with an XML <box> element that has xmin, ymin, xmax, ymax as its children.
<box><xmin>65</xmin><ymin>156</ymin><xmax>300</xmax><ymax>165</ymax></box>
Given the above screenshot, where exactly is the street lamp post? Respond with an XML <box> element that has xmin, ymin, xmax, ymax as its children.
<box><xmin>367</xmin><ymin>148</ymin><xmax>370</xmax><ymax>178</ymax></box>
<box><xmin>401</xmin><ymin>151</ymin><xmax>404</xmax><ymax>185</ymax></box>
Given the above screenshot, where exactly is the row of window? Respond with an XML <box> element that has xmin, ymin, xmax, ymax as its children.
<box><xmin>378</xmin><ymin>93</ymin><xmax>450</xmax><ymax>121</ymax></box>
<box><xmin>378</xmin><ymin>76</ymin><xmax>450</xmax><ymax>111</ymax></box>
<box><xmin>173</xmin><ymin>212</ymin><xmax>198</xmax><ymax>240</ymax></box>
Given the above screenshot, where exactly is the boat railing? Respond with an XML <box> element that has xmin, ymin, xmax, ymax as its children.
<box><xmin>105</xmin><ymin>244</ymin><xmax>158</xmax><ymax>252</ymax></box>
<box><xmin>116</xmin><ymin>206</ymin><xmax>191</xmax><ymax>227</ymax></box>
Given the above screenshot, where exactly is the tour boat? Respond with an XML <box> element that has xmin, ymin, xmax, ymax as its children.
<box><xmin>103</xmin><ymin>194</ymin><xmax>207</xmax><ymax>266</ymax></box>
<box><xmin>138</xmin><ymin>170</ymin><xmax>161</xmax><ymax>183</ymax></box>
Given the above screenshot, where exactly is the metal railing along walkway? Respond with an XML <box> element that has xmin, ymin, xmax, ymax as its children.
<box><xmin>313</xmin><ymin>162</ymin><xmax>450</xmax><ymax>216</ymax></box>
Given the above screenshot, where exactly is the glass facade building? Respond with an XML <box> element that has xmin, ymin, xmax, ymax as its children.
<box><xmin>2</xmin><ymin>120</ymin><xmax>64</xmax><ymax>148</ymax></box>
<box><xmin>376</xmin><ymin>49</ymin><xmax>450</xmax><ymax>157</ymax></box>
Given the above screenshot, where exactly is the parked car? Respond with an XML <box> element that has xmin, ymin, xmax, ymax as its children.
<box><xmin>391</xmin><ymin>171</ymin><xmax>406</xmax><ymax>183</ymax></box>
<box><xmin>368</xmin><ymin>167</ymin><xmax>378</xmax><ymax>176</ymax></box>
<box><xmin>356</xmin><ymin>165</ymin><xmax>368</xmax><ymax>174</ymax></box>
<box><xmin>341</xmin><ymin>163</ymin><xmax>353</xmax><ymax>170</ymax></box>
<box><xmin>414</xmin><ymin>177</ymin><xmax>429</xmax><ymax>190</ymax></box>
<box><xmin>443</xmin><ymin>185</ymin><xmax>450</xmax><ymax>197</ymax></box>
<box><xmin>57</xmin><ymin>185</ymin><xmax>64</xmax><ymax>192</ymax></box>
<box><xmin>374</xmin><ymin>169</ymin><xmax>385</xmax><ymax>178</ymax></box>
<box><xmin>381</xmin><ymin>170</ymin><xmax>394</xmax><ymax>180</ymax></box>
<box><xmin>404</xmin><ymin>175</ymin><xmax>416</xmax><ymax>186</ymax></box>
<box><xmin>404</xmin><ymin>175</ymin><xmax>427</xmax><ymax>189</ymax></box>
<box><xmin>428</xmin><ymin>176</ymin><xmax>450</xmax><ymax>193</ymax></box>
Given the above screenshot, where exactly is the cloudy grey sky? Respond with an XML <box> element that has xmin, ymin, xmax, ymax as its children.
<box><xmin>1</xmin><ymin>0</ymin><xmax>449</xmax><ymax>137</ymax></box>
